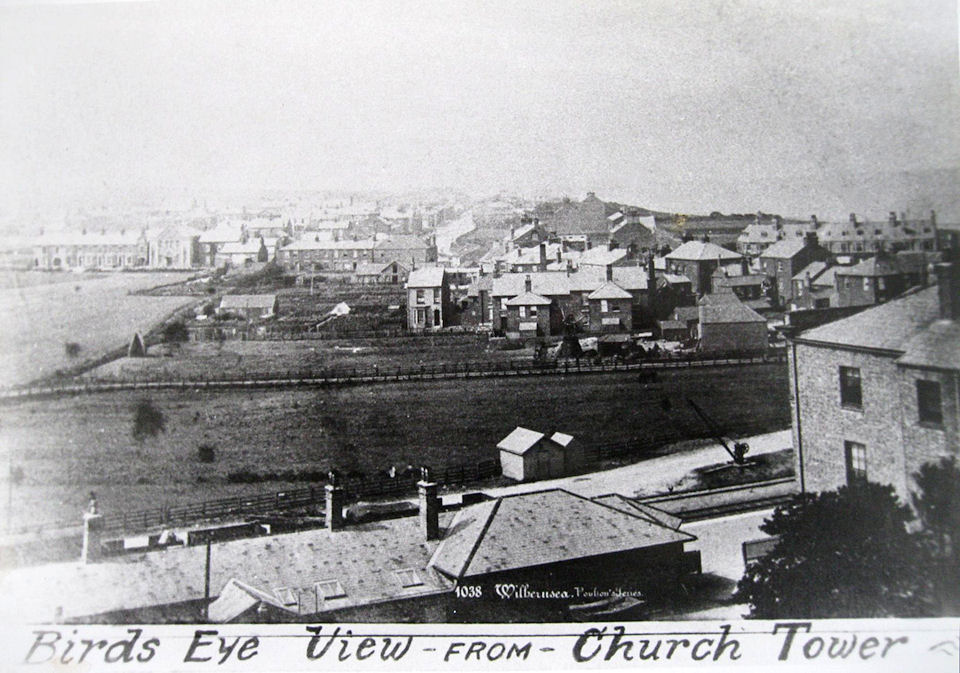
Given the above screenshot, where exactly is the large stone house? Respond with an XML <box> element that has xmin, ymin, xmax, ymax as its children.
<box><xmin>785</xmin><ymin>257</ymin><xmax>959</xmax><ymax>502</ymax></box>
<box><xmin>406</xmin><ymin>267</ymin><xmax>450</xmax><ymax>330</ymax></box>
<box><xmin>758</xmin><ymin>232</ymin><xmax>830</xmax><ymax>307</ymax></box>
<box><xmin>665</xmin><ymin>241</ymin><xmax>743</xmax><ymax>296</ymax></box>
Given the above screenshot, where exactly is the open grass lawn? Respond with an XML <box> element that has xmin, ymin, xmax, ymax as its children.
<box><xmin>0</xmin><ymin>271</ymin><xmax>197</xmax><ymax>386</ymax></box>
<box><xmin>0</xmin><ymin>363</ymin><xmax>789</xmax><ymax>529</ymax></box>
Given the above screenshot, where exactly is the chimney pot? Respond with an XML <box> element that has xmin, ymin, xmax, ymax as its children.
<box><xmin>325</xmin><ymin>480</ymin><xmax>345</xmax><ymax>531</ymax></box>
<box><xmin>935</xmin><ymin>263</ymin><xmax>960</xmax><ymax>320</ymax></box>
<box><xmin>82</xmin><ymin>511</ymin><xmax>104</xmax><ymax>564</ymax></box>
<box><xmin>849</xmin><ymin>213</ymin><xmax>857</xmax><ymax>224</ymax></box>
<box><xmin>418</xmin><ymin>471</ymin><xmax>440</xmax><ymax>541</ymax></box>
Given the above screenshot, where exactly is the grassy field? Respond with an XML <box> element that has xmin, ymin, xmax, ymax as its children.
<box><xmin>0</xmin><ymin>271</ymin><xmax>197</xmax><ymax>386</ymax></box>
<box><xmin>0</xmin><ymin>363</ymin><xmax>789</xmax><ymax>528</ymax></box>
<box><xmin>86</xmin><ymin>337</ymin><xmax>532</xmax><ymax>380</ymax></box>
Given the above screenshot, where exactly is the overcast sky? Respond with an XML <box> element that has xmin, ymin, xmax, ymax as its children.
<box><xmin>1</xmin><ymin>0</ymin><xmax>958</xmax><ymax>219</ymax></box>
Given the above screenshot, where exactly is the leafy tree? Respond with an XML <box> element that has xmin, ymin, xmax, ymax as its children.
<box><xmin>735</xmin><ymin>482</ymin><xmax>933</xmax><ymax>618</ymax></box>
<box><xmin>132</xmin><ymin>399</ymin><xmax>166</xmax><ymax>442</ymax></box>
<box><xmin>162</xmin><ymin>320</ymin><xmax>190</xmax><ymax>345</ymax></box>
<box><xmin>912</xmin><ymin>456</ymin><xmax>960</xmax><ymax>612</ymax></box>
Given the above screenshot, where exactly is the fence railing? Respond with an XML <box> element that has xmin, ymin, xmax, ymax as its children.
<box><xmin>0</xmin><ymin>350</ymin><xmax>788</xmax><ymax>402</ymax></box>
<box><xmin>7</xmin><ymin>416</ymin><xmax>790</xmax><ymax>538</ymax></box>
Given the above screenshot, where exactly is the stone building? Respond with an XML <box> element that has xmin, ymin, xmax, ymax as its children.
<box><xmin>785</xmin><ymin>258</ymin><xmax>959</xmax><ymax>502</ymax></box>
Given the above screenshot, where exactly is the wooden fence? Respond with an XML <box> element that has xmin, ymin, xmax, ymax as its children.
<box><xmin>0</xmin><ymin>350</ymin><xmax>788</xmax><ymax>402</ymax></box>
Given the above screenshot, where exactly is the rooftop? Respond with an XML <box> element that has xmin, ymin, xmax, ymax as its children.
<box><xmin>759</xmin><ymin>237</ymin><xmax>808</xmax><ymax>259</ymax></box>
<box><xmin>406</xmin><ymin>267</ymin><xmax>446</xmax><ymax>288</ymax></box>
<box><xmin>504</xmin><ymin>291</ymin><xmax>552</xmax><ymax>307</ymax></box>
<box><xmin>429</xmin><ymin>489</ymin><xmax>695</xmax><ymax>579</ymax></box>
<box><xmin>666</xmin><ymin>241</ymin><xmax>742</xmax><ymax>262</ymax></box>
<box><xmin>588</xmin><ymin>282</ymin><xmax>633</xmax><ymax>300</ymax></box>
<box><xmin>220</xmin><ymin>294</ymin><xmax>277</xmax><ymax>309</ymax></box>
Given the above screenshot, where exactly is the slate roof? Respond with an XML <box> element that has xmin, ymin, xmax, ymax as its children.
<box><xmin>897</xmin><ymin>320</ymin><xmax>960</xmax><ymax>370</ymax></box>
<box><xmin>579</xmin><ymin>246</ymin><xmax>628</xmax><ymax>267</ymax></box>
<box><xmin>792</xmin><ymin>261</ymin><xmax>828</xmax><ymax>282</ymax></box>
<box><xmin>496</xmin><ymin>426</ymin><xmax>546</xmax><ymax>455</ymax></box>
<box><xmin>657</xmin><ymin>319</ymin><xmax>687</xmax><ymax>331</ymax></box>
<box><xmin>835</xmin><ymin>254</ymin><xmax>901</xmax><ymax>277</ymax></box>
<box><xmin>673</xmin><ymin>306</ymin><xmax>700</xmax><ymax>322</ymax></box>
<box><xmin>354</xmin><ymin>261</ymin><xmax>404</xmax><ymax>276</ymax></box>
<box><xmin>611</xmin><ymin>267</ymin><xmax>649</xmax><ymax>291</ymax></box>
<box><xmin>374</xmin><ymin>234</ymin><xmax>431</xmax><ymax>250</ymax></box>
<box><xmin>588</xmin><ymin>282</ymin><xmax>632</xmax><ymax>300</ymax></box>
<box><xmin>666</xmin><ymin>241</ymin><xmax>742</xmax><ymax>262</ymax></box>
<box><xmin>797</xmin><ymin>285</ymin><xmax>939</xmax><ymax>353</ymax></box>
<box><xmin>429</xmin><ymin>489</ymin><xmax>695</xmax><ymax>579</ymax></box>
<box><xmin>0</xmin><ymin>516</ymin><xmax>454</xmax><ymax>624</ymax></box>
<box><xmin>660</xmin><ymin>273</ymin><xmax>692</xmax><ymax>285</ymax></box>
<box><xmin>720</xmin><ymin>274</ymin><xmax>765</xmax><ymax>287</ymax></box>
<box><xmin>491</xmin><ymin>272</ymin><xmax>571</xmax><ymax>297</ymax></box>
<box><xmin>504</xmin><ymin>291</ymin><xmax>552</xmax><ymax>307</ymax></box>
<box><xmin>759</xmin><ymin>238</ymin><xmax>807</xmax><ymax>259</ymax></box>
<box><xmin>406</xmin><ymin>267</ymin><xmax>446</xmax><ymax>287</ymax></box>
<box><xmin>590</xmin><ymin>494</ymin><xmax>684</xmax><ymax>531</ymax></box>
<box><xmin>699</xmin><ymin>299</ymin><xmax>766</xmax><ymax>324</ymax></box>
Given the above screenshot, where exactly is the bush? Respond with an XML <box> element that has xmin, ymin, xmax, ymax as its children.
<box><xmin>734</xmin><ymin>482</ymin><xmax>932</xmax><ymax>618</ymax></box>
<box><xmin>197</xmin><ymin>444</ymin><xmax>216</xmax><ymax>463</ymax></box>
<box><xmin>163</xmin><ymin>321</ymin><xmax>190</xmax><ymax>345</ymax></box>
<box><xmin>132</xmin><ymin>399</ymin><xmax>166</xmax><ymax>442</ymax></box>
<box><xmin>64</xmin><ymin>342</ymin><xmax>82</xmax><ymax>358</ymax></box>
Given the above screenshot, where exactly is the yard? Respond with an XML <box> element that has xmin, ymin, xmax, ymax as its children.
<box><xmin>84</xmin><ymin>336</ymin><xmax>532</xmax><ymax>381</ymax></box>
<box><xmin>0</xmin><ymin>271</ymin><xmax>198</xmax><ymax>386</ymax></box>
<box><xmin>0</xmin><ymin>363</ymin><xmax>789</xmax><ymax>529</ymax></box>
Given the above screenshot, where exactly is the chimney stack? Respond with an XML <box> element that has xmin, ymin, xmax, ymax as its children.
<box><xmin>417</xmin><ymin>467</ymin><xmax>440</xmax><ymax>541</ymax></box>
<box><xmin>539</xmin><ymin>243</ymin><xmax>547</xmax><ymax>271</ymax></box>
<box><xmin>325</xmin><ymin>472</ymin><xmax>345</xmax><ymax>532</ymax></box>
<box><xmin>741</xmin><ymin>257</ymin><xmax>749</xmax><ymax>276</ymax></box>
<box><xmin>524</xmin><ymin>274</ymin><xmax>532</xmax><ymax>293</ymax></box>
<box><xmin>930</xmin><ymin>210</ymin><xmax>937</xmax><ymax>228</ymax></box>
<box><xmin>810</xmin><ymin>215</ymin><xmax>819</xmax><ymax>229</ymax></box>
<box><xmin>888</xmin><ymin>211</ymin><xmax>897</xmax><ymax>227</ymax></box>
<box><xmin>606</xmin><ymin>264</ymin><xmax>613</xmax><ymax>282</ymax></box>
<box><xmin>849</xmin><ymin>213</ymin><xmax>857</xmax><ymax>225</ymax></box>
<box><xmin>804</xmin><ymin>232</ymin><xmax>819</xmax><ymax>249</ymax></box>
<box><xmin>935</xmin><ymin>263</ymin><xmax>960</xmax><ymax>320</ymax></box>
<box><xmin>81</xmin><ymin>496</ymin><xmax>103</xmax><ymax>564</ymax></box>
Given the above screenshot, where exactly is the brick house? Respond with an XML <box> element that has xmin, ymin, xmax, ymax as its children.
<box><xmin>785</xmin><ymin>259</ymin><xmax>960</xmax><ymax>502</ymax></box>
<box><xmin>665</xmin><ymin>241</ymin><xmax>743</xmax><ymax>296</ymax></box>
<box><xmin>697</xmin><ymin>289</ymin><xmax>767</xmax><ymax>354</ymax></box>
<box><xmin>758</xmin><ymin>232</ymin><xmax>830</xmax><ymax>307</ymax></box>
<box><xmin>406</xmin><ymin>267</ymin><xmax>450</xmax><ymax>330</ymax></box>
<box><xmin>587</xmin><ymin>281</ymin><xmax>633</xmax><ymax>332</ymax></box>
<box><xmin>503</xmin><ymin>277</ymin><xmax>554</xmax><ymax>337</ymax></box>
<box><xmin>834</xmin><ymin>251</ymin><xmax>929</xmax><ymax>308</ymax></box>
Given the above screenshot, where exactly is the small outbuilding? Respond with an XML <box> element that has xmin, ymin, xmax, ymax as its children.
<box><xmin>218</xmin><ymin>294</ymin><xmax>279</xmax><ymax>321</ymax></box>
<box><xmin>497</xmin><ymin>427</ymin><xmax>583</xmax><ymax>481</ymax></box>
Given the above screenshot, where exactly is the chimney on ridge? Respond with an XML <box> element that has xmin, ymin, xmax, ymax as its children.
<box><xmin>606</xmin><ymin>264</ymin><xmax>613</xmax><ymax>282</ymax></box>
<box><xmin>81</xmin><ymin>495</ymin><xmax>103</xmax><ymax>564</ymax></box>
<box><xmin>539</xmin><ymin>243</ymin><xmax>547</xmax><ymax>271</ymax></box>
<box><xmin>325</xmin><ymin>472</ymin><xmax>345</xmax><ymax>532</ymax></box>
<box><xmin>524</xmin><ymin>274</ymin><xmax>532</xmax><ymax>293</ymax></box>
<box><xmin>935</xmin><ymin>261</ymin><xmax>960</xmax><ymax>321</ymax></box>
<box><xmin>418</xmin><ymin>467</ymin><xmax>440</xmax><ymax>541</ymax></box>
<box><xmin>804</xmin><ymin>232</ymin><xmax>819</xmax><ymax>249</ymax></box>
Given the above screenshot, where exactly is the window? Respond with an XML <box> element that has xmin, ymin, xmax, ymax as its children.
<box><xmin>416</xmin><ymin>289</ymin><xmax>425</xmax><ymax>304</ymax></box>
<box><xmin>529</xmin><ymin>306</ymin><xmax>537</xmax><ymax>317</ymax></box>
<box><xmin>395</xmin><ymin>569</ymin><xmax>424</xmax><ymax>588</ymax></box>
<box><xmin>862</xmin><ymin>277</ymin><xmax>870</xmax><ymax>292</ymax></box>
<box><xmin>877</xmin><ymin>277</ymin><xmax>885</xmax><ymax>291</ymax></box>
<box><xmin>315</xmin><ymin>579</ymin><xmax>347</xmax><ymax>600</ymax></box>
<box><xmin>519</xmin><ymin>306</ymin><xmax>526</xmax><ymax>318</ymax></box>
<box><xmin>601</xmin><ymin>299</ymin><xmax>609</xmax><ymax>313</ymax></box>
<box><xmin>917</xmin><ymin>380</ymin><xmax>943</xmax><ymax>425</ymax></box>
<box><xmin>415</xmin><ymin>308</ymin><xmax>426</xmax><ymax>325</ymax></box>
<box><xmin>844</xmin><ymin>441</ymin><xmax>867</xmax><ymax>484</ymax></box>
<box><xmin>839</xmin><ymin>366</ymin><xmax>862</xmax><ymax>408</ymax></box>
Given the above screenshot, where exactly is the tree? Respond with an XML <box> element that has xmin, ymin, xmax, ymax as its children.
<box><xmin>735</xmin><ymin>482</ymin><xmax>933</xmax><ymax>618</ymax></box>
<box><xmin>132</xmin><ymin>399</ymin><xmax>166</xmax><ymax>442</ymax></box>
<box><xmin>162</xmin><ymin>320</ymin><xmax>190</xmax><ymax>346</ymax></box>
<box><xmin>912</xmin><ymin>456</ymin><xmax>960</xmax><ymax>612</ymax></box>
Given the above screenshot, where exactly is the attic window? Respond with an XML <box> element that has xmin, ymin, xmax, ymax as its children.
<box><xmin>315</xmin><ymin>579</ymin><xmax>347</xmax><ymax>600</ymax></box>
<box><xmin>274</xmin><ymin>587</ymin><xmax>298</xmax><ymax>607</ymax></box>
<box><xmin>395</xmin><ymin>569</ymin><xmax>424</xmax><ymax>588</ymax></box>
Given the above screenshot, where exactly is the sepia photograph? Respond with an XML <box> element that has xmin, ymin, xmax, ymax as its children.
<box><xmin>0</xmin><ymin>0</ymin><xmax>958</xmax><ymax>670</ymax></box>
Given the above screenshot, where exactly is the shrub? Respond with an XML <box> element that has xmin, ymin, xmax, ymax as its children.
<box><xmin>132</xmin><ymin>399</ymin><xmax>166</xmax><ymax>442</ymax></box>
<box><xmin>197</xmin><ymin>444</ymin><xmax>216</xmax><ymax>463</ymax></box>
<box><xmin>64</xmin><ymin>342</ymin><xmax>82</xmax><ymax>358</ymax></box>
